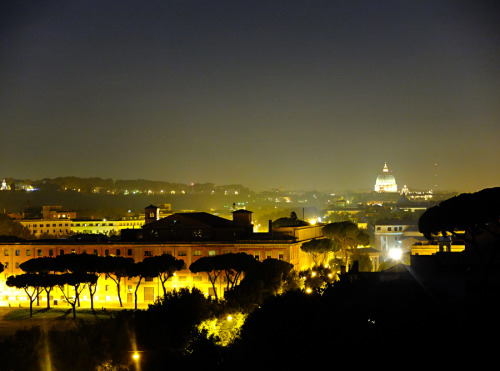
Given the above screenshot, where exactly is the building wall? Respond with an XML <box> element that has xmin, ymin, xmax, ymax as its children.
<box><xmin>19</xmin><ymin>220</ymin><xmax>72</xmax><ymax>237</ymax></box>
<box><xmin>20</xmin><ymin>218</ymin><xmax>145</xmax><ymax>237</ymax></box>
<box><xmin>0</xmin><ymin>240</ymin><xmax>313</xmax><ymax>306</ymax></box>
<box><xmin>411</xmin><ymin>242</ymin><xmax>466</xmax><ymax>256</ymax></box>
<box><xmin>374</xmin><ymin>224</ymin><xmax>407</xmax><ymax>252</ymax></box>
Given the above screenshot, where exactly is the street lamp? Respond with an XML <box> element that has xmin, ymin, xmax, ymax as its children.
<box><xmin>389</xmin><ymin>247</ymin><xmax>402</xmax><ymax>260</ymax></box>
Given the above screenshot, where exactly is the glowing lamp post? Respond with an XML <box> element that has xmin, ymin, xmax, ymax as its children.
<box><xmin>130</xmin><ymin>351</ymin><xmax>142</xmax><ymax>370</ymax></box>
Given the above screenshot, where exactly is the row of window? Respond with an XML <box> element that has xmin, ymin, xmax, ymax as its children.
<box><xmin>3</xmin><ymin>249</ymin><xmax>285</xmax><ymax>261</ymax></box>
<box><xmin>25</xmin><ymin>223</ymin><xmax>70</xmax><ymax>228</ymax></box>
<box><xmin>376</xmin><ymin>226</ymin><xmax>404</xmax><ymax>232</ymax></box>
<box><xmin>32</xmin><ymin>229</ymin><xmax>71</xmax><ymax>234</ymax></box>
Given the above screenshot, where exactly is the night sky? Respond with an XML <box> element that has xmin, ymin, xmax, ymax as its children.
<box><xmin>1</xmin><ymin>0</ymin><xmax>499</xmax><ymax>193</ymax></box>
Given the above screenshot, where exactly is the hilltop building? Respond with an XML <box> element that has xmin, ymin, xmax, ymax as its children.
<box><xmin>374</xmin><ymin>163</ymin><xmax>398</xmax><ymax>193</ymax></box>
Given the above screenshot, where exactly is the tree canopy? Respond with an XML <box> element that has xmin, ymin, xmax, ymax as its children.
<box><xmin>418</xmin><ymin>187</ymin><xmax>500</xmax><ymax>246</ymax></box>
<box><xmin>189</xmin><ymin>253</ymin><xmax>257</xmax><ymax>300</ymax></box>
<box><xmin>300</xmin><ymin>238</ymin><xmax>339</xmax><ymax>265</ymax></box>
<box><xmin>322</xmin><ymin>221</ymin><xmax>370</xmax><ymax>268</ymax></box>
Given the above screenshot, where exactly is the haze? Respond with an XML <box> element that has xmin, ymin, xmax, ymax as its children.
<box><xmin>1</xmin><ymin>0</ymin><xmax>499</xmax><ymax>193</ymax></box>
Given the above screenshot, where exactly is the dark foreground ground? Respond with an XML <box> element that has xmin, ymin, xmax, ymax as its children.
<box><xmin>0</xmin><ymin>305</ymin><xmax>119</xmax><ymax>341</ymax></box>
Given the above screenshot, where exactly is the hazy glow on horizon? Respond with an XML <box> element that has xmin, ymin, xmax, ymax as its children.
<box><xmin>1</xmin><ymin>1</ymin><xmax>499</xmax><ymax>193</ymax></box>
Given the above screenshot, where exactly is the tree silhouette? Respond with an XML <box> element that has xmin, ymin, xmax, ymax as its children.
<box><xmin>322</xmin><ymin>221</ymin><xmax>369</xmax><ymax>269</ymax></box>
<box><xmin>300</xmin><ymin>238</ymin><xmax>338</xmax><ymax>265</ymax></box>
<box><xmin>6</xmin><ymin>274</ymin><xmax>40</xmax><ymax>317</ymax></box>
<box><xmin>419</xmin><ymin>187</ymin><xmax>500</xmax><ymax>247</ymax></box>
<box><xmin>99</xmin><ymin>256</ymin><xmax>134</xmax><ymax>307</ymax></box>
<box><xmin>143</xmin><ymin>254</ymin><xmax>185</xmax><ymax>297</ymax></box>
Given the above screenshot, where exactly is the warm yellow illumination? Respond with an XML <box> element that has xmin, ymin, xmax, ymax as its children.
<box><xmin>311</xmin><ymin>271</ymin><xmax>317</xmax><ymax>277</ymax></box>
<box><xmin>305</xmin><ymin>287</ymin><xmax>312</xmax><ymax>294</ymax></box>
<box><xmin>198</xmin><ymin>312</ymin><xmax>247</xmax><ymax>347</ymax></box>
<box><xmin>132</xmin><ymin>352</ymin><xmax>140</xmax><ymax>361</ymax></box>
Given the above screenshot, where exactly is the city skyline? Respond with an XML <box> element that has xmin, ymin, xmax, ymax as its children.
<box><xmin>1</xmin><ymin>1</ymin><xmax>499</xmax><ymax>193</ymax></box>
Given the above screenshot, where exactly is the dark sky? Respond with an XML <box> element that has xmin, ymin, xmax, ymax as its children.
<box><xmin>1</xmin><ymin>0</ymin><xmax>499</xmax><ymax>193</ymax></box>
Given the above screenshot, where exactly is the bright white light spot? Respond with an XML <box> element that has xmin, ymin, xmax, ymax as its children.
<box><xmin>389</xmin><ymin>248</ymin><xmax>402</xmax><ymax>260</ymax></box>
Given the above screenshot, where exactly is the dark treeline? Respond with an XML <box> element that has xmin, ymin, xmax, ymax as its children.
<box><xmin>1</xmin><ymin>275</ymin><xmax>498</xmax><ymax>370</ymax></box>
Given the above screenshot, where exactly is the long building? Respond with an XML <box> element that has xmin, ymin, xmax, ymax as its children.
<box><xmin>1</xmin><ymin>208</ymin><xmax>323</xmax><ymax>307</ymax></box>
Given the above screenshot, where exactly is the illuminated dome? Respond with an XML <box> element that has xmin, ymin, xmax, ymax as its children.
<box><xmin>374</xmin><ymin>163</ymin><xmax>398</xmax><ymax>193</ymax></box>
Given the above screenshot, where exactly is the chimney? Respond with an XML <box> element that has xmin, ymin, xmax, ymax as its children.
<box><xmin>232</xmin><ymin>209</ymin><xmax>252</xmax><ymax>226</ymax></box>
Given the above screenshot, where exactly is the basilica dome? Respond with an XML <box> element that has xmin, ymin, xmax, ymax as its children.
<box><xmin>375</xmin><ymin>163</ymin><xmax>398</xmax><ymax>193</ymax></box>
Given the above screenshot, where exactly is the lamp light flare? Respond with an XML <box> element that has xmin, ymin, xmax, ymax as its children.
<box><xmin>389</xmin><ymin>248</ymin><xmax>402</xmax><ymax>260</ymax></box>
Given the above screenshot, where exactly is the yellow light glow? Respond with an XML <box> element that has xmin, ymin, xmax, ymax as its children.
<box><xmin>305</xmin><ymin>288</ymin><xmax>312</xmax><ymax>294</ymax></box>
<box><xmin>132</xmin><ymin>352</ymin><xmax>140</xmax><ymax>360</ymax></box>
<box><xmin>227</xmin><ymin>315</ymin><xmax>233</xmax><ymax>321</ymax></box>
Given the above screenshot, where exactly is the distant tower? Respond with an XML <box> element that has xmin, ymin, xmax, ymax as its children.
<box><xmin>145</xmin><ymin>204</ymin><xmax>159</xmax><ymax>224</ymax></box>
<box><xmin>1</xmin><ymin>179</ymin><xmax>10</xmax><ymax>191</ymax></box>
<box><xmin>374</xmin><ymin>162</ymin><xmax>398</xmax><ymax>193</ymax></box>
<box><xmin>433</xmin><ymin>162</ymin><xmax>438</xmax><ymax>190</ymax></box>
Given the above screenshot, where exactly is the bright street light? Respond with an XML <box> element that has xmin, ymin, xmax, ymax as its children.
<box><xmin>389</xmin><ymin>248</ymin><xmax>402</xmax><ymax>260</ymax></box>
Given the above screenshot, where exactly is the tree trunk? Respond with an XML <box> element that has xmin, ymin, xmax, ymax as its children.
<box><xmin>46</xmin><ymin>288</ymin><xmax>51</xmax><ymax>309</ymax></box>
<box><xmin>134</xmin><ymin>277</ymin><xmax>143</xmax><ymax>310</ymax></box>
<box><xmin>89</xmin><ymin>285</ymin><xmax>96</xmax><ymax>312</ymax></box>
<box><xmin>117</xmin><ymin>280</ymin><xmax>123</xmax><ymax>307</ymax></box>
<box><xmin>208</xmin><ymin>274</ymin><xmax>219</xmax><ymax>301</ymax></box>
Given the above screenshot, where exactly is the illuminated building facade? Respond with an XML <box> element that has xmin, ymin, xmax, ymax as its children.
<box><xmin>373</xmin><ymin>221</ymin><xmax>429</xmax><ymax>257</ymax></box>
<box><xmin>19</xmin><ymin>218</ymin><xmax>145</xmax><ymax>237</ymax></box>
<box><xmin>0</xmin><ymin>210</ymin><xmax>323</xmax><ymax>306</ymax></box>
<box><xmin>71</xmin><ymin>218</ymin><xmax>144</xmax><ymax>236</ymax></box>
<box><xmin>19</xmin><ymin>220</ymin><xmax>72</xmax><ymax>238</ymax></box>
<box><xmin>374</xmin><ymin>162</ymin><xmax>398</xmax><ymax>193</ymax></box>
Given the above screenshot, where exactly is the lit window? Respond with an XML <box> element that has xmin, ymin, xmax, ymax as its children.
<box><xmin>208</xmin><ymin>250</ymin><xmax>216</xmax><ymax>256</ymax></box>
